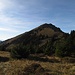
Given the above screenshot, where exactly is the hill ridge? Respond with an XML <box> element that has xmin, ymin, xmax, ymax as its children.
<box><xmin>0</xmin><ymin>23</ymin><xmax>65</xmax><ymax>51</ymax></box>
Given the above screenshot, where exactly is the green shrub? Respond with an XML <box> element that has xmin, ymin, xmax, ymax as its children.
<box><xmin>10</xmin><ymin>44</ymin><xmax>30</xmax><ymax>59</ymax></box>
<box><xmin>43</xmin><ymin>40</ymin><xmax>54</xmax><ymax>56</ymax></box>
<box><xmin>55</xmin><ymin>39</ymin><xmax>67</xmax><ymax>57</ymax></box>
<box><xmin>44</xmin><ymin>45</ymin><xmax>54</xmax><ymax>56</ymax></box>
<box><xmin>55</xmin><ymin>48</ymin><xmax>64</xmax><ymax>57</ymax></box>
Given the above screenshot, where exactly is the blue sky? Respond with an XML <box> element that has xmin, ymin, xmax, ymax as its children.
<box><xmin>0</xmin><ymin>0</ymin><xmax>75</xmax><ymax>40</ymax></box>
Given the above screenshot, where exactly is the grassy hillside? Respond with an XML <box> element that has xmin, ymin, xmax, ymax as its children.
<box><xmin>0</xmin><ymin>23</ymin><xmax>75</xmax><ymax>75</ymax></box>
<box><xmin>0</xmin><ymin>23</ymin><xmax>65</xmax><ymax>51</ymax></box>
<box><xmin>0</xmin><ymin>23</ymin><xmax>75</xmax><ymax>58</ymax></box>
<box><xmin>0</xmin><ymin>51</ymin><xmax>75</xmax><ymax>75</ymax></box>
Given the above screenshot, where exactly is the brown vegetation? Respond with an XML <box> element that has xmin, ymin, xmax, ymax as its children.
<box><xmin>0</xmin><ymin>51</ymin><xmax>75</xmax><ymax>75</ymax></box>
<box><xmin>0</xmin><ymin>23</ymin><xmax>64</xmax><ymax>51</ymax></box>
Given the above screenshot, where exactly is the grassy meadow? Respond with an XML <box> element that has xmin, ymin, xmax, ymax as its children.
<box><xmin>0</xmin><ymin>51</ymin><xmax>75</xmax><ymax>75</ymax></box>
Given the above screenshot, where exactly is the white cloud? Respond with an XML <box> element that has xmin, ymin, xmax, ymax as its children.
<box><xmin>0</xmin><ymin>1</ymin><xmax>6</xmax><ymax>10</ymax></box>
<box><xmin>0</xmin><ymin>0</ymin><xmax>13</xmax><ymax>10</ymax></box>
<box><xmin>0</xmin><ymin>27</ymin><xmax>18</xmax><ymax>32</ymax></box>
<box><xmin>0</xmin><ymin>0</ymin><xmax>26</xmax><ymax>32</ymax></box>
<box><xmin>0</xmin><ymin>13</ymin><xmax>22</xmax><ymax>25</ymax></box>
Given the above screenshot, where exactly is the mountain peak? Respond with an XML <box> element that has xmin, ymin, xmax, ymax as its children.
<box><xmin>0</xmin><ymin>23</ymin><xmax>65</xmax><ymax>51</ymax></box>
<box><xmin>40</xmin><ymin>23</ymin><xmax>53</xmax><ymax>27</ymax></box>
<box><xmin>38</xmin><ymin>23</ymin><xmax>62</xmax><ymax>32</ymax></box>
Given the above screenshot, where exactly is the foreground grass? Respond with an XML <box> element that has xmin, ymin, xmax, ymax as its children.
<box><xmin>0</xmin><ymin>51</ymin><xmax>75</xmax><ymax>75</ymax></box>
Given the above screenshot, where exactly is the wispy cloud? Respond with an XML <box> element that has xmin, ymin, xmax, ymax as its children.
<box><xmin>0</xmin><ymin>27</ymin><xmax>18</xmax><ymax>32</ymax></box>
<box><xmin>0</xmin><ymin>0</ymin><xmax>75</xmax><ymax>40</ymax></box>
<box><xmin>0</xmin><ymin>0</ymin><xmax>26</xmax><ymax>33</ymax></box>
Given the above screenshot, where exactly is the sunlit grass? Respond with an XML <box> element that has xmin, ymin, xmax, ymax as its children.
<box><xmin>0</xmin><ymin>51</ymin><xmax>75</xmax><ymax>75</ymax></box>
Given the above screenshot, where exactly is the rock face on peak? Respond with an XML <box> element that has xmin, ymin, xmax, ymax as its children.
<box><xmin>38</xmin><ymin>23</ymin><xmax>61</xmax><ymax>31</ymax></box>
<box><xmin>0</xmin><ymin>23</ymin><xmax>65</xmax><ymax>51</ymax></box>
<box><xmin>34</xmin><ymin>23</ymin><xmax>62</xmax><ymax>32</ymax></box>
<box><xmin>31</xmin><ymin>23</ymin><xmax>64</xmax><ymax>38</ymax></box>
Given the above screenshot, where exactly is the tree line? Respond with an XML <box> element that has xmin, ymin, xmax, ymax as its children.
<box><xmin>0</xmin><ymin>30</ymin><xmax>75</xmax><ymax>59</ymax></box>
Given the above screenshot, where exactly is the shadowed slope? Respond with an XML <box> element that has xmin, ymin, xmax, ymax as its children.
<box><xmin>0</xmin><ymin>23</ymin><xmax>65</xmax><ymax>51</ymax></box>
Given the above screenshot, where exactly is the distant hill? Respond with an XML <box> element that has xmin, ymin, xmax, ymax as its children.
<box><xmin>0</xmin><ymin>40</ymin><xmax>3</xmax><ymax>43</ymax></box>
<box><xmin>0</xmin><ymin>23</ymin><xmax>67</xmax><ymax>53</ymax></box>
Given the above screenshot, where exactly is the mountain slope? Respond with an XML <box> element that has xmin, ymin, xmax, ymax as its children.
<box><xmin>0</xmin><ymin>23</ymin><xmax>66</xmax><ymax>51</ymax></box>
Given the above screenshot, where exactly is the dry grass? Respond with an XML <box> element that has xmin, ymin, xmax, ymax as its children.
<box><xmin>0</xmin><ymin>51</ymin><xmax>10</xmax><ymax>58</ymax></box>
<box><xmin>0</xmin><ymin>51</ymin><xmax>75</xmax><ymax>75</ymax></box>
<box><xmin>38</xmin><ymin>28</ymin><xmax>55</xmax><ymax>37</ymax></box>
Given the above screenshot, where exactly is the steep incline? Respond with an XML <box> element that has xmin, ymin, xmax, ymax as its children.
<box><xmin>0</xmin><ymin>23</ymin><xmax>65</xmax><ymax>50</ymax></box>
